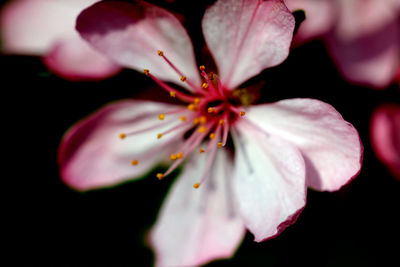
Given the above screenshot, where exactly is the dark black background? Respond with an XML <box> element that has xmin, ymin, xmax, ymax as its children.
<box><xmin>3</xmin><ymin>0</ymin><xmax>399</xmax><ymax>266</ymax></box>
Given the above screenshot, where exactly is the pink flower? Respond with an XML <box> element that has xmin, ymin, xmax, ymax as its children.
<box><xmin>285</xmin><ymin>0</ymin><xmax>400</xmax><ymax>89</ymax></box>
<box><xmin>58</xmin><ymin>0</ymin><xmax>363</xmax><ymax>265</ymax></box>
<box><xmin>370</xmin><ymin>104</ymin><xmax>400</xmax><ymax>179</ymax></box>
<box><xmin>0</xmin><ymin>0</ymin><xmax>121</xmax><ymax>80</ymax></box>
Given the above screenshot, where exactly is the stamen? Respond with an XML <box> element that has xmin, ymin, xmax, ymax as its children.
<box><xmin>199</xmin><ymin>148</ymin><xmax>205</xmax><ymax>153</ymax></box>
<box><xmin>176</xmin><ymin>152</ymin><xmax>183</xmax><ymax>159</ymax></box>
<box><xmin>170</xmin><ymin>91</ymin><xmax>176</xmax><ymax>98</ymax></box>
<box><xmin>217</xmin><ymin>142</ymin><xmax>223</xmax><ymax>148</ymax></box>
<box><xmin>193</xmin><ymin>117</ymin><xmax>200</xmax><ymax>125</ymax></box>
<box><xmin>180</xmin><ymin>116</ymin><xmax>187</xmax><ymax>122</ymax></box>
<box><xmin>131</xmin><ymin>159</ymin><xmax>139</xmax><ymax>165</ymax></box>
<box><xmin>202</xmin><ymin>83</ymin><xmax>209</xmax><ymax>89</ymax></box>
<box><xmin>240</xmin><ymin>111</ymin><xmax>246</xmax><ymax>116</ymax></box>
<box><xmin>194</xmin><ymin>98</ymin><xmax>201</xmax><ymax>104</ymax></box>
<box><xmin>193</xmin><ymin>183</ymin><xmax>200</xmax><ymax>189</ymax></box>
<box><xmin>157</xmin><ymin>133</ymin><xmax>163</xmax><ymax>139</ymax></box>
<box><xmin>199</xmin><ymin>116</ymin><xmax>207</xmax><ymax>124</ymax></box>
<box><xmin>208</xmin><ymin>107</ymin><xmax>215</xmax><ymax>113</ymax></box>
<box><xmin>157</xmin><ymin>173</ymin><xmax>164</xmax><ymax>180</ymax></box>
<box><xmin>170</xmin><ymin>154</ymin><xmax>177</xmax><ymax>160</ymax></box>
<box><xmin>198</xmin><ymin>126</ymin><xmax>207</xmax><ymax>133</ymax></box>
<box><xmin>157</xmin><ymin>50</ymin><xmax>199</xmax><ymax>92</ymax></box>
<box><xmin>199</xmin><ymin>65</ymin><xmax>205</xmax><ymax>71</ymax></box>
<box><xmin>119</xmin><ymin>133</ymin><xmax>126</xmax><ymax>139</ymax></box>
<box><xmin>201</xmin><ymin>70</ymin><xmax>219</xmax><ymax>97</ymax></box>
<box><xmin>145</xmin><ymin>69</ymin><xmax>195</xmax><ymax>103</ymax></box>
<box><xmin>219</xmin><ymin>119</ymin><xmax>225</xmax><ymax>125</ymax></box>
<box><xmin>158</xmin><ymin>113</ymin><xmax>165</xmax><ymax>120</ymax></box>
<box><xmin>209</xmin><ymin>133</ymin><xmax>216</xmax><ymax>139</ymax></box>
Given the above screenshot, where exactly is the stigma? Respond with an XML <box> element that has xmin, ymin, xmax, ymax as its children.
<box><xmin>119</xmin><ymin>50</ymin><xmax>247</xmax><ymax>189</ymax></box>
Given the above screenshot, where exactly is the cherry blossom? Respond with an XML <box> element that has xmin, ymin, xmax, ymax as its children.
<box><xmin>58</xmin><ymin>0</ymin><xmax>363</xmax><ymax>265</ymax></box>
<box><xmin>370</xmin><ymin>104</ymin><xmax>400</xmax><ymax>179</ymax></box>
<box><xmin>0</xmin><ymin>0</ymin><xmax>121</xmax><ymax>80</ymax></box>
<box><xmin>285</xmin><ymin>0</ymin><xmax>400</xmax><ymax>89</ymax></box>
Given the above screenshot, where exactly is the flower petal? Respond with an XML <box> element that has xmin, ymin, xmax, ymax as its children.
<box><xmin>58</xmin><ymin>100</ymin><xmax>184</xmax><ymax>191</ymax></box>
<box><xmin>326</xmin><ymin>16</ymin><xmax>399</xmax><ymax>89</ymax></box>
<box><xmin>76</xmin><ymin>1</ymin><xmax>201</xmax><ymax>91</ymax></box>
<box><xmin>231</xmin><ymin>121</ymin><xmax>306</xmax><ymax>242</ymax></box>
<box><xmin>150</xmin><ymin>150</ymin><xmax>246</xmax><ymax>266</ymax></box>
<box><xmin>370</xmin><ymin>104</ymin><xmax>400</xmax><ymax>179</ymax></box>
<box><xmin>202</xmin><ymin>0</ymin><xmax>295</xmax><ymax>89</ymax></box>
<box><xmin>42</xmin><ymin>37</ymin><xmax>121</xmax><ymax>81</ymax></box>
<box><xmin>285</xmin><ymin>0</ymin><xmax>336</xmax><ymax>44</ymax></box>
<box><xmin>245</xmin><ymin>99</ymin><xmax>363</xmax><ymax>191</ymax></box>
<box><xmin>0</xmin><ymin>0</ymin><xmax>96</xmax><ymax>54</ymax></box>
<box><xmin>0</xmin><ymin>0</ymin><xmax>121</xmax><ymax>80</ymax></box>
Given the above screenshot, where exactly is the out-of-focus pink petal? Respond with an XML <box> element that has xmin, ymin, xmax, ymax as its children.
<box><xmin>76</xmin><ymin>1</ymin><xmax>201</xmax><ymax>91</ymax></box>
<box><xmin>42</xmin><ymin>37</ymin><xmax>121</xmax><ymax>81</ymax></box>
<box><xmin>370</xmin><ymin>104</ymin><xmax>400</xmax><ymax>179</ymax></box>
<box><xmin>150</xmin><ymin>150</ymin><xmax>246</xmax><ymax>267</ymax></box>
<box><xmin>285</xmin><ymin>0</ymin><xmax>336</xmax><ymax>44</ymax></box>
<box><xmin>202</xmin><ymin>0</ymin><xmax>295</xmax><ymax>89</ymax></box>
<box><xmin>326</xmin><ymin>1</ymin><xmax>400</xmax><ymax>89</ymax></box>
<box><xmin>231</xmin><ymin>122</ymin><xmax>306</xmax><ymax>242</ymax></box>
<box><xmin>245</xmin><ymin>99</ymin><xmax>363</xmax><ymax>192</ymax></box>
<box><xmin>0</xmin><ymin>0</ymin><xmax>97</xmax><ymax>55</ymax></box>
<box><xmin>58</xmin><ymin>100</ymin><xmax>183</xmax><ymax>191</ymax></box>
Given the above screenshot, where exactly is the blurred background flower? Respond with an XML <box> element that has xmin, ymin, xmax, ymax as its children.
<box><xmin>0</xmin><ymin>0</ymin><xmax>121</xmax><ymax>80</ymax></box>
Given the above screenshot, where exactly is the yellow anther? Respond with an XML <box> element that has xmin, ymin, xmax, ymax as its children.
<box><xmin>209</xmin><ymin>133</ymin><xmax>216</xmax><ymax>139</ymax></box>
<box><xmin>170</xmin><ymin>91</ymin><xmax>176</xmax><ymax>98</ymax></box>
<box><xmin>158</xmin><ymin>113</ymin><xmax>165</xmax><ymax>120</ymax></box>
<box><xmin>170</xmin><ymin>154</ymin><xmax>177</xmax><ymax>160</ymax></box>
<box><xmin>144</xmin><ymin>69</ymin><xmax>150</xmax><ymax>76</ymax></box>
<box><xmin>217</xmin><ymin>142</ymin><xmax>223</xmax><ymax>147</ymax></box>
<box><xmin>176</xmin><ymin>152</ymin><xmax>183</xmax><ymax>159</ymax></box>
<box><xmin>157</xmin><ymin>173</ymin><xmax>164</xmax><ymax>180</ymax></box>
<box><xmin>199</xmin><ymin>116</ymin><xmax>207</xmax><ymax>124</ymax></box>
<box><xmin>202</xmin><ymin>83</ymin><xmax>209</xmax><ymax>89</ymax></box>
<box><xmin>199</xmin><ymin>148</ymin><xmax>205</xmax><ymax>153</ymax></box>
<box><xmin>187</xmin><ymin>103</ymin><xmax>195</xmax><ymax>111</ymax></box>
<box><xmin>240</xmin><ymin>111</ymin><xmax>246</xmax><ymax>116</ymax></box>
<box><xmin>208</xmin><ymin>107</ymin><xmax>214</xmax><ymax>113</ymax></box>
<box><xmin>157</xmin><ymin>50</ymin><xmax>164</xmax><ymax>56</ymax></box>
<box><xmin>157</xmin><ymin>133</ymin><xmax>163</xmax><ymax>139</ymax></box>
<box><xmin>219</xmin><ymin>119</ymin><xmax>225</xmax><ymax>125</ymax></box>
<box><xmin>131</xmin><ymin>159</ymin><xmax>139</xmax><ymax>165</ymax></box>
<box><xmin>180</xmin><ymin>116</ymin><xmax>187</xmax><ymax>122</ymax></box>
<box><xmin>194</xmin><ymin>98</ymin><xmax>201</xmax><ymax>104</ymax></box>
<box><xmin>193</xmin><ymin>118</ymin><xmax>200</xmax><ymax>125</ymax></box>
<box><xmin>193</xmin><ymin>183</ymin><xmax>200</xmax><ymax>189</ymax></box>
<box><xmin>198</xmin><ymin>126</ymin><xmax>207</xmax><ymax>133</ymax></box>
<box><xmin>180</xmin><ymin>76</ymin><xmax>187</xmax><ymax>82</ymax></box>
<box><xmin>119</xmin><ymin>133</ymin><xmax>126</xmax><ymax>139</ymax></box>
<box><xmin>199</xmin><ymin>65</ymin><xmax>205</xmax><ymax>71</ymax></box>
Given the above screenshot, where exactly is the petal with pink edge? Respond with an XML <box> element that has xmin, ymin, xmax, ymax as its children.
<box><xmin>370</xmin><ymin>104</ymin><xmax>400</xmax><ymax>180</ymax></box>
<box><xmin>76</xmin><ymin>1</ymin><xmax>201</xmax><ymax>91</ymax></box>
<box><xmin>231</xmin><ymin>121</ymin><xmax>306</xmax><ymax>242</ymax></box>
<box><xmin>150</xmin><ymin>150</ymin><xmax>246</xmax><ymax>267</ymax></box>
<box><xmin>43</xmin><ymin>37</ymin><xmax>121</xmax><ymax>81</ymax></box>
<box><xmin>202</xmin><ymin>0</ymin><xmax>295</xmax><ymax>89</ymax></box>
<box><xmin>245</xmin><ymin>99</ymin><xmax>363</xmax><ymax>191</ymax></box>
<box><xmin>0</xmin><ymin>0</ymin><xmax>97</xmax><ymax>55</ymax></box>
<box><xmin>58</xmin><ymin>100</ymin><xmax>185</xmax><ymax>191</ymax></box>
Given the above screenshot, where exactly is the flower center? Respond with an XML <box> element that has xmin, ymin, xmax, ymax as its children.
<box><xmin>119</xmin><ymin>50</ymin><xmax>246</xmax><ymax>189</ymax></box>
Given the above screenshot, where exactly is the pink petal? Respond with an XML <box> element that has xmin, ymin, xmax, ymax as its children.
<box><xmin>76</xmin><ymin>1</ymin><xmax>201</xmax><ymax>91</ymax></box>
<box><xmin>150</xmin><ymin>150</ymin><xmax>246</xmax><ymax>266</ymax></box>
<box><xmin>370</xmin><ymin>104</ymin><xmax>400</xmax><ymax>179</ymax></box>
<box><xmin>58</xmin><ymin>100</ymin><xmax>183</xmax><ymax>191</ymax></box>
<box><xmin>245</xmin><ymin>99</ymin><xmax>363</xmax><ymax>192</ymax></box>
<box><xmin>285</xmin><ymin>0</ymin><xmax>336</xmax><ymax>44</ymax></box>
<box><xmin>231</xmin><ymin>122</ymin><xmax>306</xmax><ymax>242</ymax></box>
<box><xmin>0</xmin><ymin>0</ymin><xmax>121</xmax><ymax>80</ymax></box>
<box><xmin>42</xmin><ymin>37</ymin><xmax>121</xmax><ymax>81</ymax></box>
<box><xmin>202</xmin><ymin>0</ymin><xmax>295</xmax><ymax>89</ymax></box>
